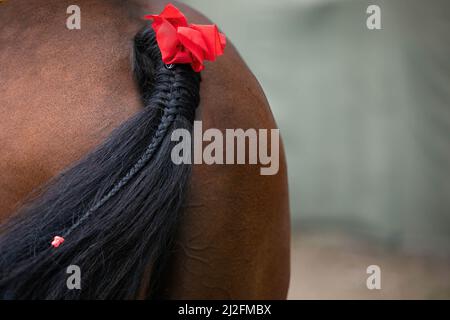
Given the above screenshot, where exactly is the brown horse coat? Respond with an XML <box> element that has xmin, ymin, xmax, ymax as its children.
<box><xmin>0</xmin><ymin>0</ymin><xmax>290</xmax><ymax>299</ymax></box>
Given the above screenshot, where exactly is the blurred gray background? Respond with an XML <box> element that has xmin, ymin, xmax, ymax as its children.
<box><xmin>183</xmin><ymin>0</ymin><xmax>450</xmax><ymax>298</ymax></box>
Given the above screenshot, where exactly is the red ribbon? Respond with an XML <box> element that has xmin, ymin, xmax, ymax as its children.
<box><xmin>144</xmin><ymin>3</ymin><xmax>226</xmax><ymax>72</ymax></box>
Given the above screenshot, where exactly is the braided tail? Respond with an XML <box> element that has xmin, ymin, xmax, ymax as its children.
<box><xmin>0</xmin><ymin>28</ymin><xmax>201</xmax><ymax>299</ymax></box>
<box><xmin>62</xmin><ymin>71</ymin><xmax>187</xmax><ymax>239</ymax></box>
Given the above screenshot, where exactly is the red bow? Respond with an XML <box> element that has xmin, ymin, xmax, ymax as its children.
<box><xmin>144</xmin><ymin>3</ymin><xmax>226</xmax><ymax>72</ymax></box>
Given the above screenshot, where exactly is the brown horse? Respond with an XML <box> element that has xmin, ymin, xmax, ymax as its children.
<box><xmin>0</xmin><ymin>0</ymin><xmax>290</xmax><ymax>299</ymax></box>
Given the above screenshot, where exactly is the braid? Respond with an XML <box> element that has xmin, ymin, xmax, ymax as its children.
<box><xmin>61</xmin><ymin>30</ymin><xmax>200</xmax><ymax>239</ymax></box>
<box><xmin>0</xmin><ymin>27</ymin><xmax>201</xmax><ymax>299</ymax></box>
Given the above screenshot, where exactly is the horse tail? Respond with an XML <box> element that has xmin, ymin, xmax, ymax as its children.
<box><xmin>0</xmin><ymin>28</ymin><xmax>200</xmax><ymax>299</ymax></box>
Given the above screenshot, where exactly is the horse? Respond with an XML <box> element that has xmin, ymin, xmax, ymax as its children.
<box><xmin>0</xmin><ymin>0</ymin><xmax>290</xmax><ymax>299</ymax></box>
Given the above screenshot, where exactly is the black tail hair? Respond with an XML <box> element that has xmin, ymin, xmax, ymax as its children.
<box><xmin>0</xmin><ymin>28</ymin><xmax>200</xmax><ymax>299</ymax></box>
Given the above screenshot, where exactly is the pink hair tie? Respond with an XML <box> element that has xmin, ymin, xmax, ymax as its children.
<box><xmin>51</xmin><ymin>236</ymin><xmax>65</xmax><ymax>248</ymax></box>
